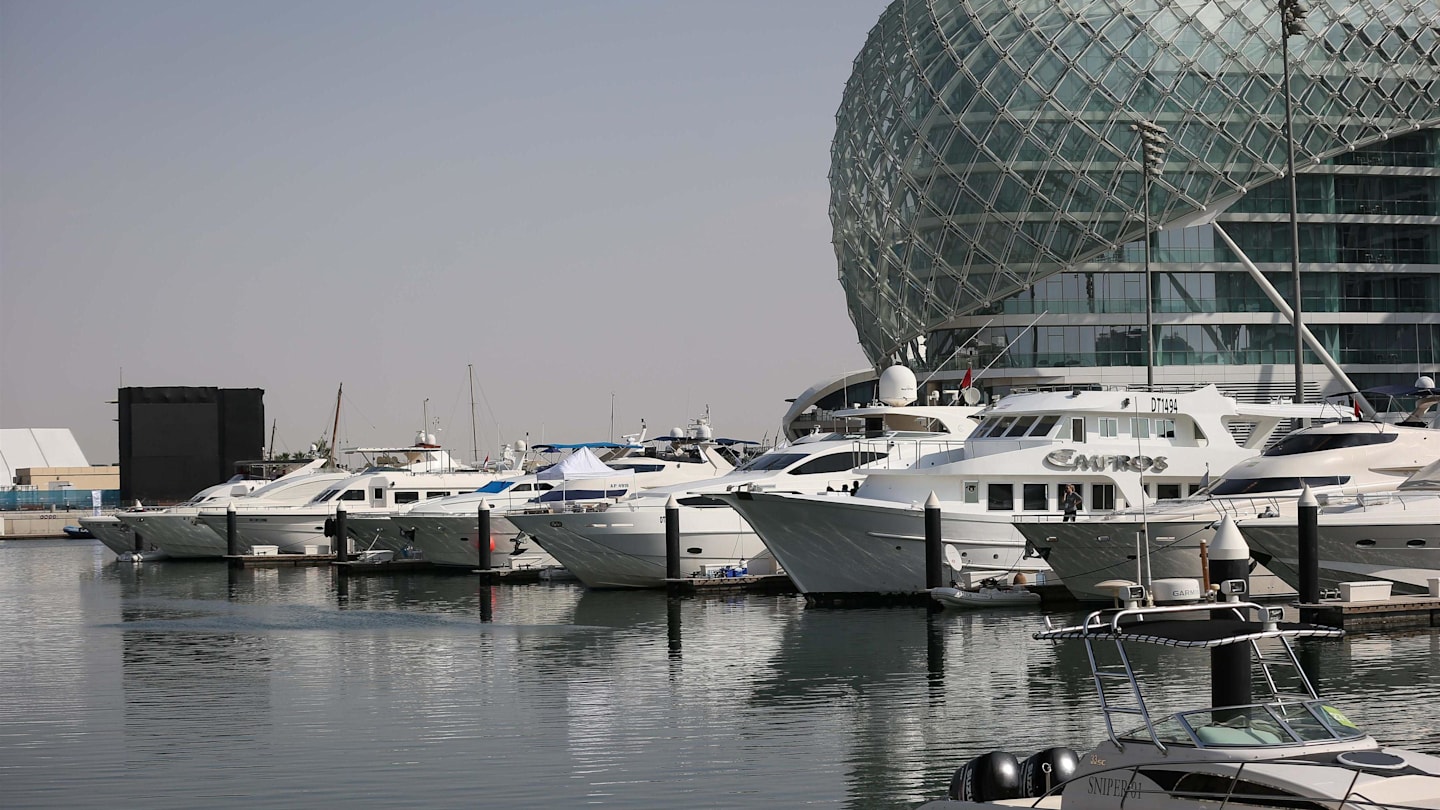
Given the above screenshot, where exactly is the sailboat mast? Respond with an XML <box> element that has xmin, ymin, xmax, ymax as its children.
<box><xmin>469</xmin><ymin>364</ymin><xmax>479</xmax><ymax>466</ymax></box>
<box><xmin>267</xmin><ymin>419</ymin><xmax>277</xmax><ymax>460</ymax></box>
<box><xmin>328</xmin><ymin>383</ymin><xmax>343</xmax><ymax>467</ymax></box>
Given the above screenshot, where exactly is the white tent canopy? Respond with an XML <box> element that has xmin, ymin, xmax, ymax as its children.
<box><xmin>536</xmin><ymin>446</ymin><xmax>627</xmax><ymax>481</ymax></box>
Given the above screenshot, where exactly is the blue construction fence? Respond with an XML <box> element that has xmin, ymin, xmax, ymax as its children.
<box><xmin>0</xmin><ymin>489</ymin><xmax>122</xmax><ymax>511</ymax></box>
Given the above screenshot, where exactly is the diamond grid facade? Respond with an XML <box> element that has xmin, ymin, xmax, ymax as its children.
<box><xmin>832</xmin><ymin>0</ymin><xmax>1440</xmax><ymax>376</ymax></box>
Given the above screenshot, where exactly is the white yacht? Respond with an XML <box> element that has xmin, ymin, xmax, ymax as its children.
<box><xmin>407</xmin><ymin>423</ymin><xmax>743</xmax><ymax>572</ymax></box>
<box><xmin>102</xmin><ymin>478</ymin><xmax>269</xmax><ymax>559</ymax></box>
<box><xmin>507</xmin><ymin>382</ymin><xmax>981</xmax><ymax>589</ymax></box>
<box><xmin>1018</xmin><ymin>409</ymin><xmax>1440</xmax><ymax>602</ymax></box>
<box><xmin>195</xmin><ymin>435</ymin><xmax>519</xmax><ymax>554</ymax></box>
<box><xmin>717</xmin><ymin>385</ymin><xmax>1336</xmax><ymax>597</ymax></box>
<box><xmin>133</xmin><ymin>464</ymin><xmax>354</xmax><ymax>559</ymax></box>
<box><xmin>917</xmin><ymin>596</ymin><xmax>1440</xmax><ymax>809</ymax></box>
<box><xmin>1240</xmin><ymin>456</ymin><xmax>1440</xmax><ymax>595</ymax></box>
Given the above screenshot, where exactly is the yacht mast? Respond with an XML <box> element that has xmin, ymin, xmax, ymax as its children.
<box><xmin>328</xmin><ymin>384</ymin><xmax>343</xmax><ymax>467</ymax></box>
<box><xmin>469</xmin><ymin>364</ymin><xmax>479</xmax><ymax>467</ymax></box>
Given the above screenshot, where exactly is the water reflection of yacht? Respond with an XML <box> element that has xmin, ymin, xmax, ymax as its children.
<box><xmin>1018</xmin><ymin>414</ymin><xmax>1439</xmax><ymax>602</ymax></box>
<box><xmin>721</xmin><ymin>386</ymin><xmax>1321</xmax><ymax>597</ymax></box>
<box><xmin>509</xmin><ymin>369</ymin><xmax>981</xmax><ymax>589</ymax></box>
<box><xmin>1240</xmin><ymin>456</ymin><xmax>1440</xmax><ymax>595</ymax></box>
<box><xmin>917</xmin><ymin>599</ymin><xmax>1440</xmax><ymax>809</ymax></box>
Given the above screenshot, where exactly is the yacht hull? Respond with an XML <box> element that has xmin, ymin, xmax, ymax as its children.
<box><xmin>1017</xmin><ymin>518</ymin><xmax>1294</xmax><ymax>602</ymax></box>
<box><xmin>119</xmin><ymin>511</ymin><xmax>228</xmax><ymax>559</ymax></box>
<box><xmin>724</xmin><ymin>492</ymin><xmax>1048</xmax><ymax>595</ymax></box>
<box><xmin>1242</xmin><ymin>519</ymin><xmax>1440</xmax><ymax>594</ymax></box>
<box><xmin>403</xmin><ymin>514</ymin><xmax>549</xmax><ymax>569</ymax></box>
<box><xmin>507</xmin><ymin>508</ymin><xmax>764</xmax><ymax>589</ymax></box>
<box><xmin>196</xmin><ymin>510</ymin><xmax>331</xmax><ymax>554</ymax></box>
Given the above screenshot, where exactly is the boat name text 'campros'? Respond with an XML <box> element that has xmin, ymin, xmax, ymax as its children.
<box><xmin>1043</xmin><ymin>449</ymin><xmax>1169</xmax><ymax>473</ymax></box>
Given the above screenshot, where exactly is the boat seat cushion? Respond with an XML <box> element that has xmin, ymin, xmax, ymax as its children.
<box><xmin>1195</xmin><ymin>725</ymin><xmax>1282</xmax><ymax>746</ymax></box>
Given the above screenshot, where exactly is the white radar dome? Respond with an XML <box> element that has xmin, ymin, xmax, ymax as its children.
<box><xmin>877</xmin><ymin>365</ymin><xmax>918</xmax><ymax>406</ymax></box>
<box><xmin>694</xmin><ymin>423</ymin><xmax>713</xmax><ymax>440</ymax></box>
<box><xmin>513</xmin><ymin>440</ymin><xmax>527</xmax><ymax>453</ymax></box>
<box><xmin>1417</xmin><ymin>376</ymin><xmax>1436</xmax><ymax>391</ymax></box>
<box><xmin>669</xmin><ymin>427</ymin><xmax>685</xmax><ymax>439</ymax></box>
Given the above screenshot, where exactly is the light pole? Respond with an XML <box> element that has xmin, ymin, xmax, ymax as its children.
<box><xmin>1132</xmin><ymin>119</ymin><xmax>1169</xmax><ymax>387</ymax></box>
<box><xmin>1280</xmin><ymin>0</ymin><xmax>1309</xmax><ymax>402</ymax></box>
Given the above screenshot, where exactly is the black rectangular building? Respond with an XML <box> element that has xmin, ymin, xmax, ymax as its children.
<box><xmin>118</xmin><ymin>387</ymin><xmax>264</xmax><ymax>504</ymax></box>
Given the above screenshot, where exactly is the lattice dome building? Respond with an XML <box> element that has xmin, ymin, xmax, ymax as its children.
<box><xmin>829</xmin><ymin>0</ymin><xmax>1440</xmax><ymax>405</ymax></box>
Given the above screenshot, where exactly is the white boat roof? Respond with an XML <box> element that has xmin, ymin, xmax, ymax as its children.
<box><xmin>536</xmin><ymin>446</ymin><xmax>624</xmax><ymax>481</ymax></box>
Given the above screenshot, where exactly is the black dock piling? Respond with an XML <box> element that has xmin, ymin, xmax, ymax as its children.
<box><xmin>226</xmin><ymin>507</ymin><xmax>239</xmax><ymax>560</ymax></box>
<box><xmin>133</xmin><ymin>529</ymin><xmax>144</xmax><ymax>556</ymax></box>
<box><xmin>1297</xmin><ymin>484</ymin><xmax>1320</xmax><ymax>623</ymax></box>
<box><xmin>924</xmin><ymin>492</ymin><xmax>943</xmax><ymax>591</ymax></box>
<box><xmin>1209</xmin><ymin>516</ymin><xmax>1251</xmax><ymax>717</ymax></box>
<box><xmin>334</xmin><ymin>508</ymin><xmax>349</xmax><ymax>563</ymax></box>
<box><xmin>478</xmin><ymin>501</ymin><xmax>492</xmax><ymax>573</ymax></box>
<box><xmin>665</xmin><ymin>494</ymin><xmax>681</xmax><ymax>581</ymax></box>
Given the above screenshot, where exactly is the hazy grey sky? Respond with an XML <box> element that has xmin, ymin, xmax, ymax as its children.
<box><xmin>1</xmin><ymin>1</ymin><xmax>885</xmax><ymax>464</ymax></box>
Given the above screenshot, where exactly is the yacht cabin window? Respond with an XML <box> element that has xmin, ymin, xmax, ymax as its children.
<box><xmin>789</xmin><ymin>451</ymin><xmax>888</xmax><ymax>476</ymax></box>
<box><xmin>425</xmin><ymin>491</ymin><xmax>452</xmax><ymax>498</ymax></box>
<box><xmin>1092</xmin><ymin>483</ymin><xmax>1116</xmax><ymax>510</ymax></box>
<box><xmin>340</xmin><ymin>490</ymin><xmax>366</xmax><ymax>501</ymax></box>
<box><xmin>371</xmin><ymin>488</ymin><xmax>385</xmax><ymax>501</ymax></box>
<box><xmin>963</xmin><ymin>481</ymin><xmax>979</xmax><ymax>503</ymax></box>
<box><xmin>1156</xmin><ymin>418</ymin><xmax>1177</xmax><ymax>438</ymax></box>
<box><xmin>1030</xmin><ymin>415</ymin><xmax>1061</xmax><ymax>436</ymax></box>
<box><xmin>993</xmin><ymin>417</ymin><xmax>1018</xmax><ymax>437</ymax></box>
<box><xmin>1132</xmin><ymin>417</ymin><xmax>1151</xmax><ymax>439</ymax></box>
<box><xmin>1005</xmin><ymin>416</ymin><xmax>1037</xmax><ymax>437</ymax></box>
<box><xmin>1156</xmin><ymin>483</ymin><xmax>1182</xmax><ymax>500</ymax></box>
<box><xmin>987</xmin><ymin>483</ymin><xmax>1014</xmax><ymax>511</ymax></box>
<box><xmin>1023</xmin><ymin>483</ymin><xmax>1047</xmax><ymax>511</ymax></box>
<box><xmin>1099</xmin><ymin>417</ymin><xmax>1119</xmax><ymax>438</ymax></box>
<box><xmin>1070</xmin><ymin>417</ymin><xmax>1085</xmax><ymax>442</ymax></box>
<box><xmin>1063</xmin><ymin>482</ymin><xmax>1084</xmax><ymax>510</ymax></box>
<box><xmin>394</xmin><ymin>492</ymin><xmax>420</xmax><ymax>505</ymax></box>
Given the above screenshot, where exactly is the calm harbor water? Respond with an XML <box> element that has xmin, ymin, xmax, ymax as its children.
<box><xmin>2</xmin><ymin>539</ymin><xmax>1437</xmax><ymax>809</ymax></box>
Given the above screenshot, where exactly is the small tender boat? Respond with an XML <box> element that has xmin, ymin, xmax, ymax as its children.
<box><xmin>917</xmin><ymin>597</ymin><xmax>1440</xmax><ymax>809</ymax></box>
<box><xmin>62</xmin><ymin>525</ymin><xmax>95</xmax><ymax>540</ymax></box>
<box><xmin>930</xmin><ymin>580</ymin><xmax>1041</xmax><ymax>609</ymax></box>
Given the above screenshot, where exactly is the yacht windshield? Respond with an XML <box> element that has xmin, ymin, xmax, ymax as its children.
<box><xmin>1123</xmin><ymin>702</ymin><xmax>1366</xmax><ymax>749</ymax></box>
<box><xmin>1209</xmin><ymin>476</ymin><xmax>1351</xmax><ymax>495</ymax></box>
<box><xmin>1264</xmin><ymin>431</ymin><xmax>1397</xmax><ymax>456</ymax></box>
<box><xmin>737</xmin><ymin>453</ymin><xmax>808</xmax><ymax>472</ymax></box>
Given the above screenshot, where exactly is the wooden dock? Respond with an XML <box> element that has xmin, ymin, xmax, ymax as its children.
<box><xmin>1298</xmin><ymin>594</ymin><xmax>1440</xmax><ymax>630</ymax></box>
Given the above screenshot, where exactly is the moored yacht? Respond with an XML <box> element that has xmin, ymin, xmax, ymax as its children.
<box><xmin>135</xmin><ymin>464</ymin><xmax>354</xmax><ymax>558</ymax></box>
<box><xmin>81</xmin><ymin>508</ymin><xmax>165</xmax><ymax>560</ymax></box>
<box><xmin>508</xmin><ymin>372</ymin><xmax>981</xmax><ymax>589</ymax></box>
<box><xmin>195</xmin><ymin>435</ymin><xmax>521</xmax><ymax>554</ymax></box>
<box><xmin>415</xmin><ymin>421</ymin><xmax>747</xmax><ymax>573</ymax></box>
<box><xmin>718</xmin><ymin>386</ymin><xmax>1334</xmax><ymax>597</ymax></box>
<box><xmin>1240</xmin><ymin>455</ymin><xmax>1440</xmax><ymax>595</ymax></box>
<box><xmin>1017</xmin><ymin>407</ymin><xmax>1439</xmax><ymax>602</ymax></box>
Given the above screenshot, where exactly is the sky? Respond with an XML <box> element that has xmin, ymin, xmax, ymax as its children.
<box><xmin>0</xmin><ymin>0</ymin><xmax>887</xmax><ymax>465</ymax></box>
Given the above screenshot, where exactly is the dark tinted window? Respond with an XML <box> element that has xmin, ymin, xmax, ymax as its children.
<box><xmin>1023</xmin><ymin>483</ymin><xmax>1047</xmax><ymax>510</ymax></box>
<box><xmin>1264</xmin><ymin>432</ymin><xmax>1397</xmax><ymax>456</ymax></box>
<box><xmin>737</xmin><ymin>453</ymin><xmax>807</xmax><ymax>472</ymax></box>
<box><xmin>988</xmin><ymin>483</ymin><xmax>1014</xmax><ymax>511</ymax></box>
<box><xmin>394</xmin><ymin>492</ymin><xmax>420</xmax><ymax>504</ymax></box>
<box><xmin>1006</xmin><ymin>416</ymin><xmax>1038</xmax><ymax>437</ymax></box>
<box><xmin>1030</xmin><ymin>415</ymin><xmax>1061</xmax><ymax>436</ymax></box>
<box><xmin>789</xmin><ymin>450</ymin><xmax>888</xmax><ymax>476</ymax></box>
<box><xmin>678</xmin><ymin>496</ymin><xmax>728</xmax><ymax>507</ymax></box>
<box><xmin>1210</xmin><ymin>476</ymin><xmax>1351</xmax><ymax>495</ymax></box>
<box><xmin>341</xmin><ymin>490</ymin><xmax>366</xmax><ymax>501</ymax></box>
